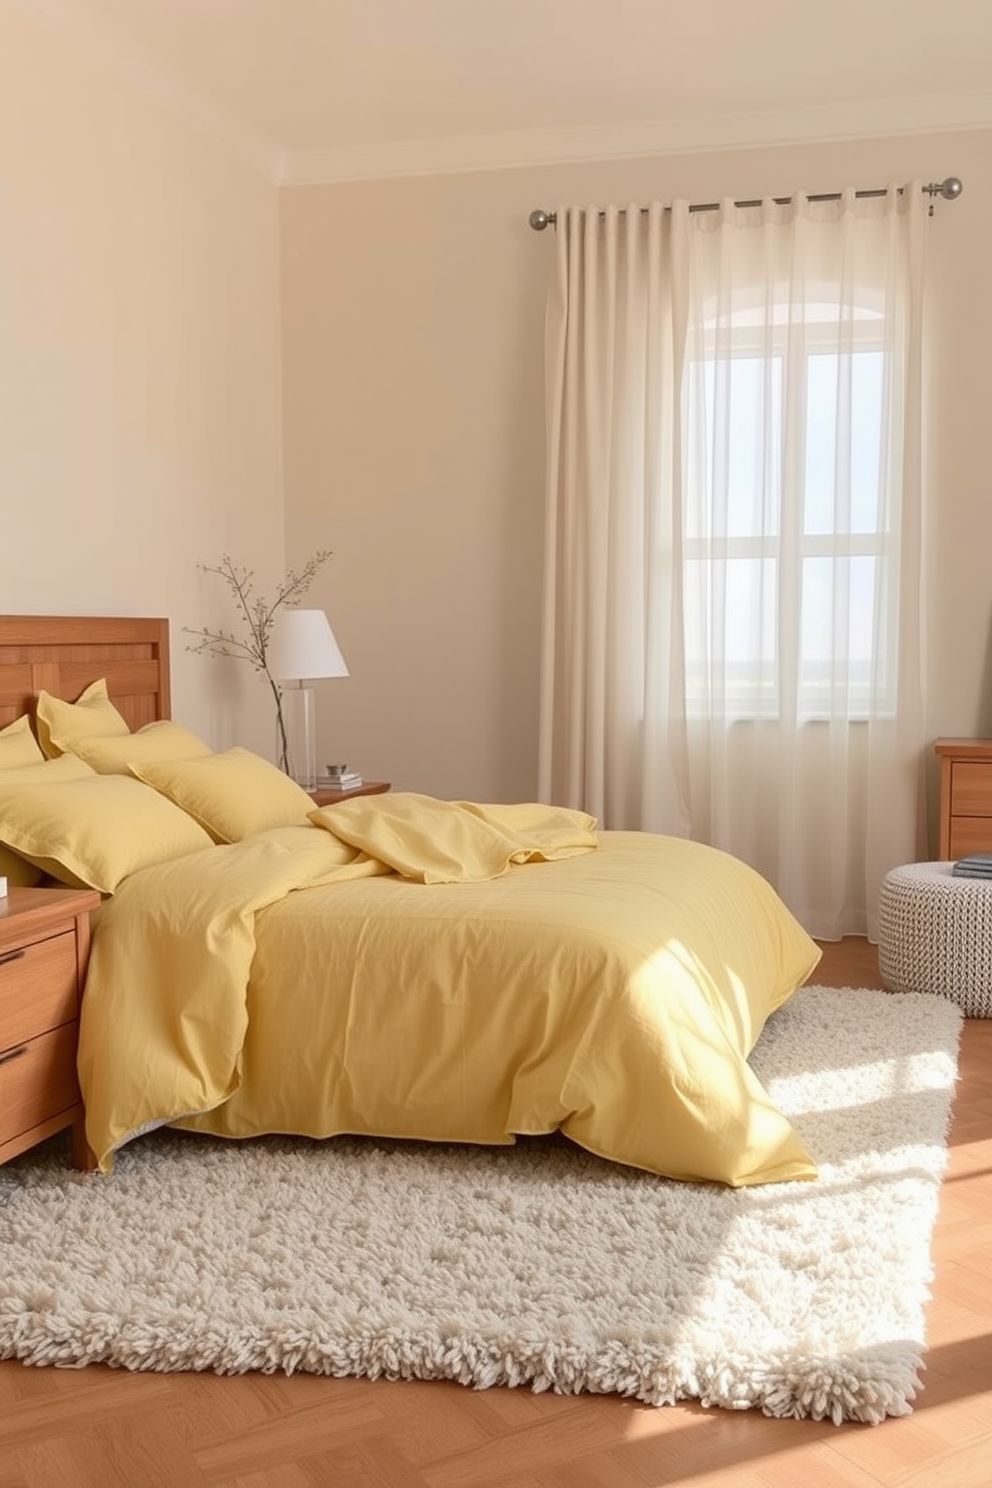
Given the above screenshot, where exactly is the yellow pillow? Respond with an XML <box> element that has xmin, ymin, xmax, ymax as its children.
<box><xmin>0</xmin><ymin>715</ymin><xmax>46</xmax><ymax>769</ymax></box>
<box><xmin>0</xmin><ymin>754</ymin><xmax>96</xmax><ymax>887</ymax></box>
<box><xmin>65</xmin><ymin>720</ymin><xmax>212</xmax><ymax>775</ymax></box>
<box><xmin>0</xmin><ymin>842</ymin><xmax>44</xmax><ymax>887</ymax></box>
<box><xmin>0</xmin><ymin>753</ymin><xmax>96</xmax><ymax>786</ymax></box>
<box><xmin>36</xmin><ymin>678</ymin><xmax>130</xmax><ymax>758</ymax></box>
<box><xmin>131</xmin><ymin>746</ymin><xmax>315</xmax><ymax>843</ymax></box>
<box><xmin>0</xmin><ymin>767</ymin><xmax>213</xmax><ymax>894</ymax></box>
<box><xmin>0</xmin><ymin>720</ymin><xmax>50</xmax><ymax>883</ymax></box>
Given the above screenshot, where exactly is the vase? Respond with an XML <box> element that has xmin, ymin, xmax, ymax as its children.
<box><xmin>275</xmin><ymin>684</ymin><xmax>317</xmax><ymax>791</ymax></box>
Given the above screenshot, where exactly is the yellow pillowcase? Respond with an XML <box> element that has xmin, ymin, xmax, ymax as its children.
<box><xmin>0</xmin><ymin>718</ymin><xmax>45</xmax><ymax>881</ymax></box>
<box><xmin>0</xmin><ymin>752</ymin><xmax>96</xmax><ymax>886</ymax></box>
<box><xmin>0</xmin><ymin>715</ymin><xmax>46</xmax><ymax>770</ymax></box>
<box><xmin>65</xmin><ymin>720</ymin><xmax>212</xmax><ymax>775</ymax></box>
<box><xmin>131</xmin><ymin>746</ymin><xmax>315</xmax><ymax>843</ymax></box>
<box><xmin>0</xmin><ymin>767</ymin><xmax>213</xmax><ymax>894</ymax></box>
<box><xmin>0</xmin><ymin>754</ymin><xmax>96</xmax><ymax>786</ymax></box>
<box><xmin>0</xmin><ymin>841</ymin><xmax>44</xmax><ymax>887</ymax></box>
<box><xmin>36</xmin><ymin>678</ymin><xmax>130</xmax><ymax>758</ymax></box>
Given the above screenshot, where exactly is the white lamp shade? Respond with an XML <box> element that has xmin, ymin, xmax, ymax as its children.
<box><xmin>266</xmin><ymin>608</ymin><xmax>349</xmax><ymax>681</ymax></box>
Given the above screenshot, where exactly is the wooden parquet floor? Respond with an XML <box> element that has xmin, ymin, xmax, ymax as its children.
<box><xmin>2</xmin><ymin>939</ymin><xmax>990</xmax><ymax>1488</ymax></box>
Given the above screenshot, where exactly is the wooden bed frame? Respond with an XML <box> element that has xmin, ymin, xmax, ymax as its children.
<box><xmin>0</xmin><ymin>615</ymin><xmax>171</xmax><ymax>731</ymax></box>
<box><xmin>0</xmin><ymin>616</ymin><xmax>172</xmax><ymax>1173</ymax></box>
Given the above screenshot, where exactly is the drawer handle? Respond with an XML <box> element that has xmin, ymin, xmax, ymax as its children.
<box><xmin>0</xmin><ymin>948</ymin><xmax>27</xmax><ymax>968</ymax></box>
<box><xmin>0</xmin><ymin>1043</ymin><xmax>28</xmax><ymax>1067</ymax></box>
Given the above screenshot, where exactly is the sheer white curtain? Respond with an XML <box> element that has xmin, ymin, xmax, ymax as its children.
<box><xmin>538</xmin><ymin>188</ymin><xmax>928</xmax><ymax>938</ymax></box>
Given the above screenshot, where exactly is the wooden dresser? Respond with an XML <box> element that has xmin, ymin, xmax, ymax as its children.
<box><xmin>0</xmin><ymin>885</ymin><xmax>101</xmax><ymax>1167</ymax></box>
<box><xmin>935</xmin><ymin>738</ymin><xmax>992</xmax><ymax>859</ymax></box>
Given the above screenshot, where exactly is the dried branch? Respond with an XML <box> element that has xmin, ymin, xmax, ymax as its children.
<box><xmin>184</xmin><ymin>549</ymin><xmax>334</xmax><ymax>771</ymax></box>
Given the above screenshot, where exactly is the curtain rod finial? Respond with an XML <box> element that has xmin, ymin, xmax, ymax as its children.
<box><xmin>925</xmin><ymin>176</ymin><xmax>963</xmax><ymax>201</ymax></box>
<box><xmin>529</xmin><ymin>209</ymin><xmax>554</xmax><ymax>231</ymax></box>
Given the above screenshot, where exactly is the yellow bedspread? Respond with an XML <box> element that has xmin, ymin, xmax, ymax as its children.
<box><xmin>77</xmin><ymin>798</ymin><xmax>821</xmax><ymax>1186</ymax></box>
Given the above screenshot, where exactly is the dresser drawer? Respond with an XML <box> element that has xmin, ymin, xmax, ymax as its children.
<box><xmin>0</xmin><ymin>1021</ymin><xmax>80</xmax><ymax>1147</ymax></box>
<box><xmin>951</xmin><ymin>761</ymin><xmax>992</xmax><ymax>817</ymax></box>
<box><xmin>0</xmin><ymin>929</ymin><xmax>78</xmax><ymax>1049</ymax></box>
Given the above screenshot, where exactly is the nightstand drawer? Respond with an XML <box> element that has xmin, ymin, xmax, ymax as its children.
<box><xmin>0</xmin><ymin>929</ymin><xmax>78</xmax><ymax>1049</ymax></box>
<box><xmin>951</xmin><ymin>761</ymin><xmax>992</xmax><ymax>817</ymax></box>
<box><xmin>948</xmin><ymin>817</ymin><xmax>992</xmax><ymax>858</ymax></box>
<box><xmin>936</xmin><ymin>740</ymin><xmax>992</xmax><ymax>859</ymax></box>
<box><xmin>0</xmin><ymin>1021</ymin><xmax>80</xmax><ymax>1147</ymax></box>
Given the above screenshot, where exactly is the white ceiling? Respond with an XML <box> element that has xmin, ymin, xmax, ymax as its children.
<box><xmin>24</xmin><ymin>0</ymin><xmax>992</xmax><ymax>183</ymax></box>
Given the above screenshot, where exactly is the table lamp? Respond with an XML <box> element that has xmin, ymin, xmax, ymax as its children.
<box><xmin>266</xmin><ymin>608</ymin><xmax>349</xmax><ymax>789</ymax></box>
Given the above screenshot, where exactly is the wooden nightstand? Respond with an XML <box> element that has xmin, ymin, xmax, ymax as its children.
<box><xmin>310</xmin><ymin>781</ymin><xmax>391</xmax><ymax>806</ymax></box>
<box><xmin>0</xmin><ymin>885</ymin><xmax>101</xmax><ymax>1168</ymax></box>
<box><xmin>935</xmin><ymin>739</ymin><xmax>992</xmax><ymax>859</ymax></box>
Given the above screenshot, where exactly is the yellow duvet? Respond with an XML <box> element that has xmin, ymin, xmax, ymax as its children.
<box><xmin>77</xmin><ymin>795</ymin><xmax>822</xmax><ymax>1186</ymax></box>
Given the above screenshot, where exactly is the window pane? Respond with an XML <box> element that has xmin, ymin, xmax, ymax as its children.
<box><xmin>800</xmin><ymin>555</ymin><xmax>880</xmax><ymax>708</ymax></box>
<box><xmin>685</xmin><ymin>556</ymin><xmax>777</xmax><ymax>709</ymax></box>
<box><xmin>805</xmin><ymin>351</ymin><xmax>884</xmax><ymax>536</ymax></box>
<box><xmin>685</xmin><ymin>357</ymin><xmax>781</xmax><ymax>540</ymax></box>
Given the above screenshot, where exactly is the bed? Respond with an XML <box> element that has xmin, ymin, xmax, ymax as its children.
<box><xmin>0</xmin><ymin>615</ymin><xmax>823</xmax><ymax>1188</ymax></box>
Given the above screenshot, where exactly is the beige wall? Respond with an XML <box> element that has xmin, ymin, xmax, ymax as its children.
<box><xmin>280</xmin><ymin>174</ymin><xmax>548</xmax><ymax>799</ymax></box>
<box><xmin>282</xmin><ymin>130</ymin><xmax>992</xmax><ymax>846</ymax></box>
<box><xmin>0</xmin><ymin>3</ymin><xmax>284</xmax><ymax>756</ymax></box>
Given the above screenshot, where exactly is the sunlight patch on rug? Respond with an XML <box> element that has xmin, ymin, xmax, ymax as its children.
<box><xmin>0</xmin><ymin>988</ymin><xmax>962</xmax><ymax>1424</ymax></box>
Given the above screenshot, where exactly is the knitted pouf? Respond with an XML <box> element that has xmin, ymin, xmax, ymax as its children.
<box><xmin>878</xmin><ymin>862</ymin><xmax>992</xmax><ymax>1017</ymax></box>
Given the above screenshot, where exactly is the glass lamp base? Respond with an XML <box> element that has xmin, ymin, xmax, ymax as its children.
<box><xmin>276</xmin><ymin>685</ymin><xmax>317</xmax><ymax>791</ymax></box>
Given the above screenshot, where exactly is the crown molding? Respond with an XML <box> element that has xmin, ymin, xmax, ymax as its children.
<box><xmin>13</xmin><ymin>0</ymin><xmax>992</xmax><ymax>189</ymax></box>
<box><xmin>279</xmin><ymin>91</ymin><xmax>992</xmax><ymax>186</ymax></box>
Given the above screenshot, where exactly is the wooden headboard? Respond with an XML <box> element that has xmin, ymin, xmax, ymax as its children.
<box><xmin>0</xmin><ymin>616</ymin><xmax>171</xmax><ymax>732</ymax></box>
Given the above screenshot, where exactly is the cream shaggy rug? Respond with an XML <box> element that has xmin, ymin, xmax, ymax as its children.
<box><xmin>0</xmin><ymin>987</ymin><xmax>962</xmax><ymax>1425</ymax></box>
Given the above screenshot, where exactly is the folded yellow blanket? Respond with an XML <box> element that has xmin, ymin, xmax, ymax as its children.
<box><xmin>308</xmin><ymin>793</ymin><xmax>599</xmax><ymax>882</ymax></box>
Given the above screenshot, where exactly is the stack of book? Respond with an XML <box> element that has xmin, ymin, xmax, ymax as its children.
<box><xmin>320</xmin><ymin>765</ymin><xmax>363</xmax><ymax>790</ymax></box>
<box><xmin>952</xmin><ymin>853</ymin><xmax>992</xmax><ymax>879</ymax></box>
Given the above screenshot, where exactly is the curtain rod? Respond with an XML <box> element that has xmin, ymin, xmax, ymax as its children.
<box><xmin>527</xmin><ymin>176</ymin><xmax>963</xmax><ymax>231</ymax></box>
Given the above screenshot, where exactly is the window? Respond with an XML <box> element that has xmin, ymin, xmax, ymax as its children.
<box><xmin>682</xmin><ymin>297</ymin><xmax>896</xmax><ymax>720</ymax></box>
